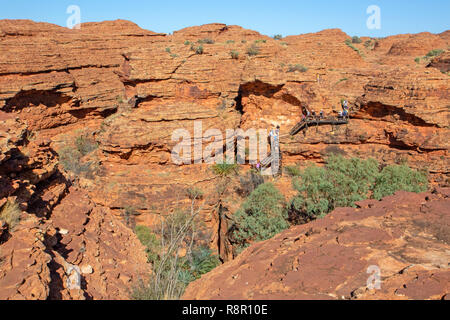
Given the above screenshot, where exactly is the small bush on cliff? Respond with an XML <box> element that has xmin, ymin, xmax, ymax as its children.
<box><xmin>288</xmin><ymin>155</ymin><xmax>429</xmax><ymax>224</ymax></box>
<box><xmin>198</xmin><ymin>38</ymin><xmax>215</xmax><ymax>44</ymax></box>
<box><xmin>195</xmin><ymin>45</ymin><xmax>204</xmax><ymax>54</ymax></box>
<box><xmin>190</xmin><ymin>44</ymin><xmax>204</xmax><ymax>54</ymax></box>
<box><xmin>58</xmin><ymin>133</ymin><xmax>98</xmax><ymax>178</ymax></box>
<box><xmin>247</xmin><ymin>44</ymin><xmax>259</xmax><ymax>56</ymax></box>
<box><xmin>0</xmin><ymin>200</ymin><xmax>21</xmax><ymax>231</ymax></box>
<box><xmin>373</xmin><ymin>164</ymin><xmax>428</xmax><ymax>200</ymax></box>
<box><xmin>232</xmin><ymin>183</ymin><xmax>288</xmax><ymax>253</ymax></box>
<box><xmin>352</xmin><ymin>36</ymin><xmax>362</xmax><ymax>44</ymax></box>
<box><xmin>273</xmin><ymin>34</ymin><xmax>283</xmax><ymax>40</ymax></box>
<box><xmin>75</xmin><ymin>134</ymin><xmax>98</xmax><ymax>156</ymax></box>
<box><xmin>426</xmin><ymin>49</ymin><xmax>444</xmax><ymax>58</ymax></box>
<box><xmin>186</xmin><ymin>187</ymin><xmax>204</xmax><ymax>200</ymax></box>
<box><xmin>180</xmin><ymin>246</ymin><xmax>220</xmax><ymax>282</ymax></box>
<box><xmin>289</xmin><ymin>155</ymin><xmax>379</xmax><ymax>223</ymax></box>
<box><xmin>284</xmin><ymin>165</ymin><xmax>301</xmax><ymax>177</ymax></box>
<box><xmin>287</xmin><ymin>64</ymin><xmax>308</xmax><ymax>73</ymax></box>
<box><xmin>135</xmin><ymin>225</ymin><xmax>160</xmax><ymax>264</ymax></box>
<box><xmin>230</xmin><ymin>50</ymin><xmax>239</xmax><ymax>59</ymax></box>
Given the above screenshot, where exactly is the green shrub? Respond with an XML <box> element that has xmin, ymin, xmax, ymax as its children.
<box><xmin>352</xmin><ymin>36</ymin><xmax>362</xmax><ymax>44</ymax></box>
<box><xmin>165</xmin><ymin>47</ymin><xmax>171</xmax><ymax>53</ymax></box>
<box><xmin>195</xmin><ymin>45</ymin><xmax>204</xmax><ymax>54</ymax></box>
<box><xmin>0</xmin><ymin>200</ymin><xmax>21</xmax><ymax>231</ymax></box>
<box><xmin>198</xmin><ymin>38</ymin><xmax>215</xmax><ymax>44</ymax></box>
<box><xmin>226</xmin><ymin>40</ymin><xmax>235</xmax><ymax>44</ymax></box>
<box><xmin>184</xmin><ymin>40</ymin><xmax>190</xmax><ymax>45</ymax></box>
<box><xmin>254</xmin><ymin>39</ymin><xmax>266</xmax><ymax>44</ymax></box>
<box><xmin>290</xmin><ymin>155</ymin><xmax>379</xmax><ymax>221</ymax></box>
<box><xmin>190</xmin><ymin>44</ymin><xmax>204</xmax><ymax>54</ymax></box>
<box><xmin>284</xmin><ymin>165</ymin><xmax>301</xmax><ymax>177</ymax></box>
<box><xmin>58</xmin><ymin>133</ymin><xmax>98</xmax><ymax>177</ymax></box>
<box><xmin>414</xmin><ymin>57</ymin><xmax>421</xmax><ymax>63</ymax></box>
<box><xmin>373</xmin><ymin>164</ymin><xmax>428</xmax><ymax>200</ymax></box>
<box><xmin>345</xmin><ymin>39</ymin><xmax>364</xmax><ymax>57</ymax></box>
<box><xmin>58</xmin><ymin>146</ymin><xmax>94</xmax><ymax>176</ymax></box>
<box><xmin>132</xmin><ymin>208</ymin><xmax>220</xmax><ymax>300</ymax></box>
<box><xmin>289</xmin><ymin>156</ymin><xmax>429</xmax><ymax>223</ymax></box>
<box><xmin>75</xmin><ymin>134</ymin><xmax>98</xmax><ymax>156</ymax></box>
<box><xmin>186</xmin><ymin>187</ymin><xmax>204</xmax><ymax>200</ymax></box>
<box><xmin>135</xmin><ymin>225</ymin><xmax>161</xmax><ymax>264</ymax></box>
<box><xmin>212</xmin><ymin>163</ymin><xmax>238</xmax><ymax>176</ymax></box>
<box><xmin>116</xmin><ymin>95</ymin><xmax>124</xmax><ymax>104</ymax></box>
<box><xmin>287</xmin><ymin>64</ymin><xmax>308</xmax><ymax>73</ymax></box>
<box><xmin>273</xmin><ymin>34</ymin><xmax>283</xmax><ymax>40</ymax></box>
<box><xmin>247</xmin><ymin>44</ymin><xmax>259</xmax><ymax>56</ymax></box>
<box><xmin>230</xmin><ymin>50</ymin><xmax>239</xmax><ymax>59</ymax></box>
<box><xmin>181</xmin><ymin>246</ymin><xmax>220</xmax><ymax>282</ymax></box>
<box><xmin>232</xmin><ymin>183</ymin><xmax>288</xmax><ymax>253</ymax></box>
<box><xmin>426</xmin><ymin>49</ymin><xmax>444</xmax><ymax>57</ymax></box>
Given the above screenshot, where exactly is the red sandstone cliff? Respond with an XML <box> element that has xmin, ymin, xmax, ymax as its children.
<box><xmin>183</xmin><ymin>188</ymin><xmax>450</xmax><ymax>300</ymax></box>
<box><xmin>0</xmin><ymin>19</ymin><xmax>449</xmax><ymax>299</ymax></box>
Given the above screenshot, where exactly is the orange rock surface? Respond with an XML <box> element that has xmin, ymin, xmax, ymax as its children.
<box><xmin>183</xmin><ymin>188</ymin><xmax>450</xmax><ymax>300</ymax></box>
<box><xmin>0</xmin><ymin>19</ymin><xmax>449</xmax><ymax>299</ymax></box>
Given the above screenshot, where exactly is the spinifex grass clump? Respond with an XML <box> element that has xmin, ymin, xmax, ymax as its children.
<box><xmin>212</xmin><ymin>163</ymin><xmax>239</xmax><ymax>177</ymax></box>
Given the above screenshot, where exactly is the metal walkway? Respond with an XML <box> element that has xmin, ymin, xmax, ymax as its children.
<box><xmin>289</xmin><ymin>117</ymin><xmax>349</xmax><ymax>136</ymax></box>
<box><xmin>260</xmin><ymin>116</ymin><xmax>349</xmax><ymax>174</ymax></box>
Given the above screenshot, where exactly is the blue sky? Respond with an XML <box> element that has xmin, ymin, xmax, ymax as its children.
<box><xmin>1</xmin><ymin>0</ymin><xmax>449</xmax><ymax>37</ymax></box>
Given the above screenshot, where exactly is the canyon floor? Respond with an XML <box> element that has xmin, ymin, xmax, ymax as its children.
<box><xmin>0</xmin><ymin>19</ymin><xmax>449</xmax><ymax>300</ymax></box>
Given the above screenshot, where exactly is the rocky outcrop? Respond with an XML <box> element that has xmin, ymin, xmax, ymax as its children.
<box><xmin>183</xmin><ymin>188</ymin><xmax>450</xmax><ymax>300</ymax></box>
<box><xmin>0</xmin><ymin>114</ymin><xmax>148</xmax><ymax>300</ymax></box>
<box><xmin>0</xmin><ymin>19</ymin><xmax>449</xmax><ymax>299</ymax></box>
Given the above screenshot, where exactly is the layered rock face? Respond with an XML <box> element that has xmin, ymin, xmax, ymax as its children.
<box><xmin>0</xmin><ymin>19</ymin><xmax>449</xmax><ymax>299</ymax></box>
<box><xmin>183</xmin><ymin>188</ymin><xmax>450</xmax><ymax>300</ymax></box>
<box><xmin>0</xmin><ymin>111</ymin><xmax>148</xmax><ymax>299</ymax></box>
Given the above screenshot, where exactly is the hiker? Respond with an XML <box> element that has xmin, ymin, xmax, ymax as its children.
<box><xmin>269</xmin><ymin>127</ymin><xmax>277</xmax><ymax>143</ymax></box>
<box><xmin>343</xmin><ymin>109</ymin><xmax>349</xmax><ymax>119</ymax></box>
<box><xmin>338</xmin><ymin>110</ymin><xmax>343</xmax><ymax>119</ymax></box>
<box><xmin>301</xmin><ymin>113</ymin><xmax>306</xmax><ymax>121</ymax></box>
<box><xmin>320</xmin><ymin>109</ymin><xmax>324</xmax><ymax>119</ymax></box>
<box><xmin>274</xmin><ymin>125</ymin><xmax>280</xmax><ymax>144</ymax></box>
<box><xmin>311</xmin><ymin>110</ymin><xmax>316</xmax><ymax>118</ymax></box>
<box><xmin>256</xmin><ymin>161</ymin><xmax>261</xmax><ymax>172</ymax></box>
<box><xmin>306</xmin><ymin>109</ymin><xmax>311</xmax><ymax>119</ymax></box>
